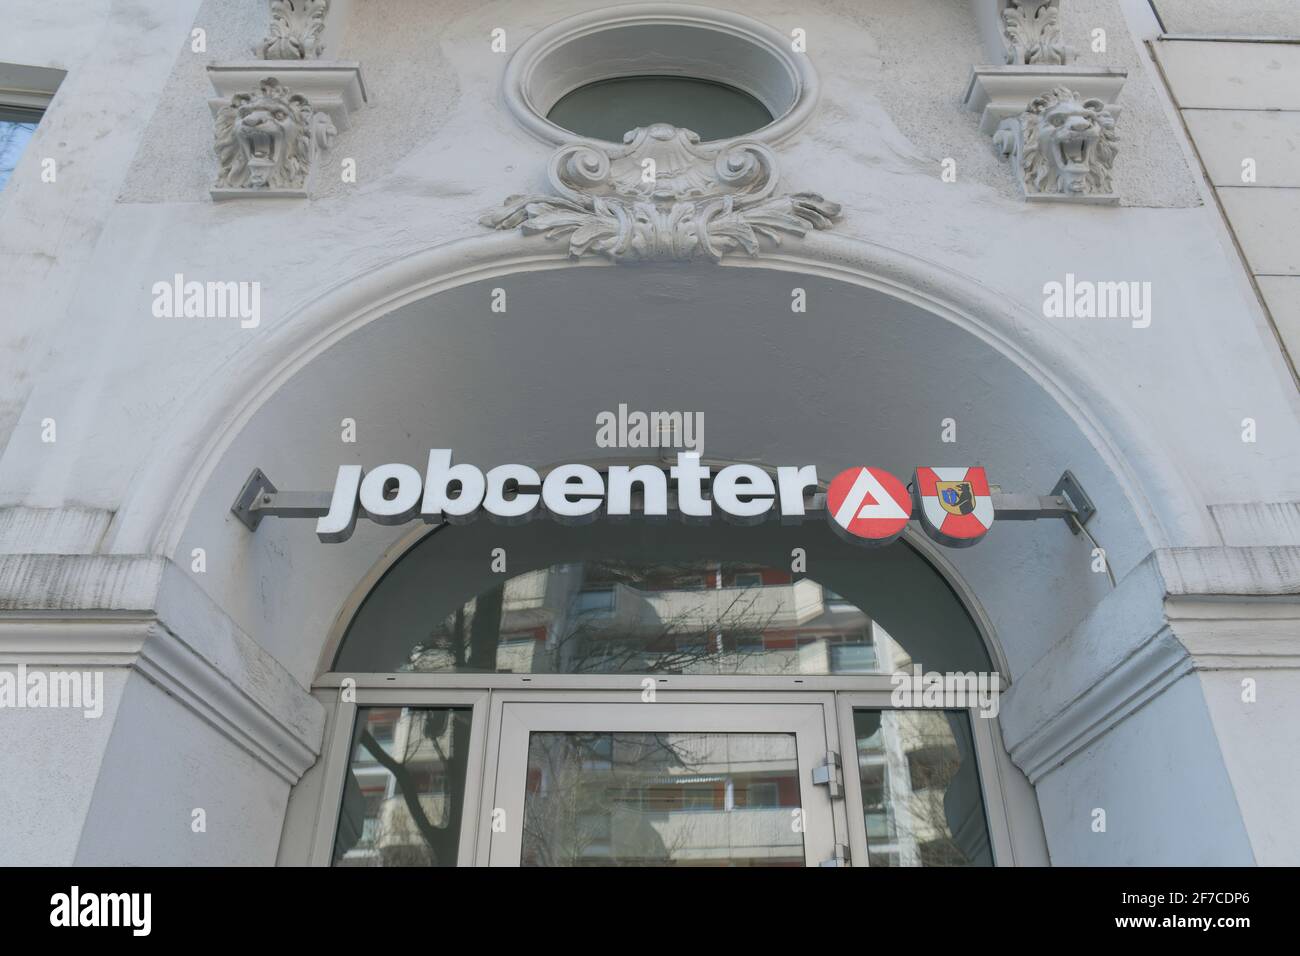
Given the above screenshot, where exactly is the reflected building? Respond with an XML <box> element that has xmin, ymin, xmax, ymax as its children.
<box><xmin>335</xmin><ymin>562</ymin><xmax>990</xmax><ymax>867</ymax></box>
<box><xmin>401</xmin><ymin>561</ymin><xmax>907</xmax><ymax>678</ymax></box>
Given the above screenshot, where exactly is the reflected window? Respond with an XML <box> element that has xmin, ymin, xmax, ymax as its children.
<box><xmin>333</xmin><ymin>707</ymin><xmax>473</xmax><ymax>867</ymax></box>
<box><xmin>574</xmin><ymin>586</ymin><xmax>615</xmax><ymax>613</ymax></box>
<box><xmin>852</xmin><ymin>709</ymin><xmax>993</xmax><ymax>867</ymax></box>
<box><xmin>547</xmin><ymin>76</ymin><xmax>773</xmax><ymax>142</ymax></box>
<box><xmin>521</xmin><ymin>731</ymin><xmax>803</xmax><ymax>867</ymax></box>
<box><xmin>336</xmin><ymin>520</ymin><xmax>992</xmax><ymax>678</ymax></box>
<box><xmin>356</xmin><ymin>559</ymin><xmax>886</xmax><ymax>677</ymax></box>
<box><xmin>0</xmin><ymin>106</ymin><xmax>41</xmax><ymax>191</ymax></box>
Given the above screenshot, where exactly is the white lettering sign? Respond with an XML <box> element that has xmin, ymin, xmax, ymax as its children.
<box><xmin>314</xmin><ymin>451</ymin><xmax>996</xmax><ymax>548</ymax></box>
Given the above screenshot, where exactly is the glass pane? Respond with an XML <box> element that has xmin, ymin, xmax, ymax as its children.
<box><xmin>852</xmin><ymin>709</ymin><xmax>992</xmax><ymax>866</ymax></box>
<box><xmin>547</xmin><ymin>76</ymin><xmax>773</xmax><ymax>142</ymax></box>
<box><xmin>521</xmin><ymin>731</ymin><xmax>803</xmax><ymax>866</ymax></box>
<box><xmin>336</xmin><ymin>521</ymin><xmax>991</xmax><ymax>678</ymax></box>
<box><xmin>333</xmin><ymin>706</ymin><xmax>473</xmax><ymax>866</ymax></box>
<box><xmin>0</xmin><ymin>109</ymin><xmax>42</xmax><ymax>191</ymax></box>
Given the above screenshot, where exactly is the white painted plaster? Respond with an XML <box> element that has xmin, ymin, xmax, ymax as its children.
<box><xmin>0</xmin><ymin>0</ymin><xmax>1297</xmax><ymax>867</ymax></box>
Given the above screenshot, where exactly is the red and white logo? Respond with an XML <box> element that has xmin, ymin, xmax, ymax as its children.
<box><xmin>913</xmin><ymin>466</ymin><xmax>995</xmax><ymax>547</ymax></box>
<box><xmin>825</xmin><ymin>467</ymin><xmax>912</xmax><ymax>545</ymax></box>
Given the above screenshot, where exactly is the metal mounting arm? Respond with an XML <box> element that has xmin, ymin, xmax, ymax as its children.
<box><xmin>230</xmin><ymin>469</ymin><xmax>332</xmax><ymax>532</ymax></box>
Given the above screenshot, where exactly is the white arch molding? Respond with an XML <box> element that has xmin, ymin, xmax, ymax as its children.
<box><xmin>104</xmin><ymin>229</ymin><xmax>1201</xmax><ymax>564</ymax></box>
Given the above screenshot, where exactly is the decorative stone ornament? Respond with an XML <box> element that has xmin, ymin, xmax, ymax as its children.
<box><xmin>963</xmin><ymin>66</ymin><xmax>1125</xmax><ymax>135</ymax></box>
<box><xmin>965</xmin><ymin>1</ymin><xmax>1125</xmax><ymax>201</ymax></box>
<box><xmin>212</xmin><ymin>77</ymin><xmax>336</xmax><ymax>197</ymax></box>
<box><xmin>1002</xmin><ymin>0</ymin><xmax>1072</xmax><ymax>66</ymax></box>
<box><xmin>992</xmin><ymin>86</ymin><xmax>1118</xmax><ymax>203</ymax></box>
<box><xmin>254</xmin><ymin>0</ymin><xmax>330</xmax><ymax>60</ymax></box>
<box><xmin>481</xmin><ymin>124</ymin><xmax>840</xmax><ymax>262</ymax></box>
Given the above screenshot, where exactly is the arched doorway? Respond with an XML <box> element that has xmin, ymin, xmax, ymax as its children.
<box><xmin>161</xmin><ymin>254</ymin><xmax>1157</xmax><ymax>866</ymax></box>
<box><xmin>311</xmin><ymin>511</ymin><xmax>1015</xmax><ymax>867</ymax></box>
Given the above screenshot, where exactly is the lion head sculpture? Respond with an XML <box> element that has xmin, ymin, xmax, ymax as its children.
<box><xmin>994</xmin><ymin>87</ymin><xmax>1118</xmax><ymax>199</ymax></box>
<box><xmin>213</xmin><ymin>78</ymin><xmax>336</xmax><ymax>190</ymax></box>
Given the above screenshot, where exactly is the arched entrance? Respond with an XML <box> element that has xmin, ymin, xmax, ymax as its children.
<box><xmin>310</xmin><ymin>507</ymin><xmax>1017</xmax><ymax>867</ymax></box>
<box><xmin>156</xmin><ymin>248</ymin><xmax>1171</xmax><ymax>866</ymax></box>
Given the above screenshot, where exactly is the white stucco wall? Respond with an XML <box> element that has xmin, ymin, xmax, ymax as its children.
<box><xmin>1033</xmin><ymin>673</ymin><xmax>1255</xmax><ymax>865</ymax></box>
<box><xmin>0</xmin><ymin>0</ymin><xmax>1297</xmax><ymax>866</ymax></box>
<box><xmin>1</xmin><ymin>0</ymin><xmax>1293</xmax><ymax>554</ymax></box>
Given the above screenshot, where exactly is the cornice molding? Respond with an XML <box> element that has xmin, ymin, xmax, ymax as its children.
<box><xmin>0</xmin><ymin>556</ymin><xmax>324</xmax><ymax>784</ymax></box>
<box><xmin>0</xmin><ymin>505</ymin><xmax>115</xmax><ymax>555</ymax></box>
<box><xmin>1209</xmin><ymin>502</ymin><xmax>1300</xmax><ymax>547</ymax></box>
<box><xmin>207</xmin><ymin>62</ymin><xmax>367</xmax><ymax>131</ymax></box>
<box><xmin>0</xmin><ymin>616</ymin><xmax>320</xmax><ymax>784</ymax></box>
<box><xmin>1008</xmin><ymin>625</ymin><xmax>1193</xmax><ymax>783</ymax></box>
<box><xmin>1166</xmin><ymin>596</ymin><xmax>1300</xmax><ymax>671</ymax></box>
<box><xmin>481</xmin><ymin>124</ymin><xmax>840</xmax><ymax>262</ymax></box>
<box><xmin>1155</xmin><ymin>546</ymin><xmax>1300</xmax><ymax>597</ymax></box>
<box><xmin>1002</xmin><ymin>546</ymin><xmax>1300</xmax><ymax>783</ymax></box>
<box><xmin>964</xmin><ymin>67</ymin><xmax>1127</xmax><ymax>135</ymax></box>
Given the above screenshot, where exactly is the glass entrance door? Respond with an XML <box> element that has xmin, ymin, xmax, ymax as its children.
<box><xmin>484</xmin><ymin>700</ymin><xmax>841</xmax><ymax>867</ymax></box>
<box><xmin>305</xmin><ymin>686</ymin><xmax>1024</xmax><ymax>867</ymax></box>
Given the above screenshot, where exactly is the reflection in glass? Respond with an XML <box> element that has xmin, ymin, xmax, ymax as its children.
<box><xmin>333</xmin><ymin>707</ymin><xmax>472</xmax><ymax>866</ymax></box>
<box><xmin>547</xmin><ymin>76</ymin><xmax>774</xmax><ymax>142</ymax></box>
<box><xmin>336</xmin><ymin>521</ymin><xmax>992</xmax><ymax>677</ymax></box>
<box><xmin>363</xmin><ymin>561</ymin><xmax>897</xmax><ymax>678</ymax></box>
<box><xmin>853</xmin><ymin>710</ymin><xmax>992</xmax><ymax>866</ymax></box>
<box><xmin>0</xmin><ymin>108</ymin><xmax>41</xmax><ymax>191</ymax></box>
<box><xmin>521</xmin><ymin>732</ymin><xmax>803</xmax><ymax>866</ymax></box>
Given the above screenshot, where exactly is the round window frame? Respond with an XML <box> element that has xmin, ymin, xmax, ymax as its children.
<box><xmin>502</xmin><ymin>4</ymin><xmax>820</xmax><ymax>148</ymax></box>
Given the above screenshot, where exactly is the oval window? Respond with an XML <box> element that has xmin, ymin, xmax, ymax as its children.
<box><xmin>546</xmin><ymin>76</ymin><xmax>775</xmax><ymax>142</ymax></box>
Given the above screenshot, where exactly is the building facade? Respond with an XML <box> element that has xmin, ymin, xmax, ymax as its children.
<box><xmin>0</xmin><ymin>0</ymin><xmax>1298</xmax><ymax>866</ymax></box>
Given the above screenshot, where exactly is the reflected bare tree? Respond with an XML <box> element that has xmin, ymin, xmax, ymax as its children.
<box><xmin>867</xmin><ymin>713</ymin><xmax>992</xmax><ymax>867</ymax></box>
<box><xmin>407</xmin><ymin>561</ymin><xmax>807</xmax><ymax>676</ymax></box>
<box><xmin>520</xmin><ymin>732</ymin><xmax>699</xmax><ymax>867</ymax></box>
<box><xmin>337</xmin><ymin>564</ymin><xmax>865</xmax><ymax>866</ymax></box>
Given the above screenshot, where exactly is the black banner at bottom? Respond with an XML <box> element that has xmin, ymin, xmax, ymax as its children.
<box><xmin>0</xmin><ymin>865</ymin><xmax>1278</xmax><ymax>941</ymax></box>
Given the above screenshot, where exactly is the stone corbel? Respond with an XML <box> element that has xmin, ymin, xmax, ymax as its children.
<box><xmin>207</xmin><ymin>0</ymin><xmax>366</xmax><ymax>200</ymax></box>
<box><xmin>208</xmin><ymin>62</ymin><xmax>367</xmax><ymax>133</ymax></box>
<box><xmin>966</xmin><ymin>67</ymin><xmax>1126</xmax><ymax>204</ymax></box>
<box><xmin>964</xmin><ymin>66</ymin><xmax>1125</xmax><ymax>137</ymax></box>
<box><xmin>208</xmin><ymin>76</ymin><xmax>338</xmax><ymax>199</ymax></box>
<box><xmin>965</xmin><ymin>1</ymin><xmax>1127</xmax><ymax>203</ymax></box>
<box><xmin>991</xmin><ymin>85</ymin><xmax>1120</xmax><ymax>203</ymax></box>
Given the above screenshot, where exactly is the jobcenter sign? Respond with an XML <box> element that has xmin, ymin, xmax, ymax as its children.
<box><xmin>315</xmin><ymin>451</ymin><xmax>995</xmax><ymax>548</ymax></box>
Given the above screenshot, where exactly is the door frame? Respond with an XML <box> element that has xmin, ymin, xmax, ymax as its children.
<box><xmin>304</xmin><ymin>687</ymin><xmax>492</xmax><ymax>867</ymax></box>
<box><xmin>834</xmin><ymin>691</ymin><xmax>1018</xmax><ymax>866</ymax></box>
<box><xmin>479</xmin><ymin>691</ymin><xmax>843</xmax><ymax>867</ymax></box>
<box><xmin>288</xmin><ymin>676</ymin><xmax>1041</xmax><ymax>867</ymax></box>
